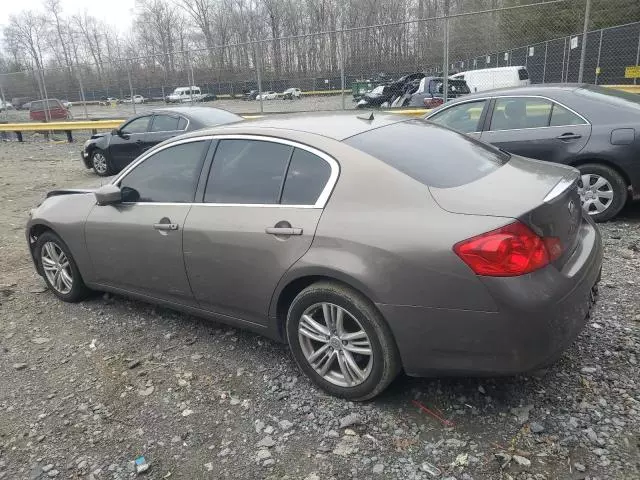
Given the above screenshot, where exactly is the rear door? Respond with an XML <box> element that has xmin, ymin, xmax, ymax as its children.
<box><xmin>183</xmin><ymin>137</ymin><xmax>338</xmax><ymax>325</ymax></box>
<box><xmin>480</xmin><ymin>96</ymin><xmax>591</xmax><ymax>165</ymax></box>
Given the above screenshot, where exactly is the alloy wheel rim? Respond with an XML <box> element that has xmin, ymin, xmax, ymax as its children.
<box><xmin>578</xmin><ymin>173</ymin><xmax>614</xmax><ymax>215</ymax></box>
<box><xmin>41</xmin><ymin>241</ymin><xmax>73</xmax><ymax>294</ymax></box>
<box><xmin>298</xmin><ymin>302</ymin><xmax>373</xmax><ymax>388</ymax></box>
<box><xmin>93</xmin><ymin>153</ymin><xmax>107</xmax><ymax>174</ymax></box>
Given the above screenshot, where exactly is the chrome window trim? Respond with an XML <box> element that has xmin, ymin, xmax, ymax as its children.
<box><xmin>426</xmin><ymin>94</ymin><xmax>590</xmax><ymax>132</ymax></box>
<box><xmin>486</xmin><ymin>95</ymin><xmax>590</xmax><ymax>132</ymax></box>
<box><xmin>112</xmin><ymin>134</ymin><xmax>340</xmax><ymax>209</ymax></box>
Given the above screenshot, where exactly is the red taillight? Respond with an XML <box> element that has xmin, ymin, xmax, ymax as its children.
<box><xmin>453</xmin><ymin>222</ymin><xmax>562</xmax><ymax>277</ymax></box>
<box><xmin>424</xmin><ymin>97</ymin><xmax>444</xmax><ymax>108</ymax></box>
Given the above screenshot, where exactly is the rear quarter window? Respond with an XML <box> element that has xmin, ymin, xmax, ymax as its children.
<box><xmin>518</xmin><ymin>68</ymin><xmax>530</xmax><ymax>80</ymax></box>
<box><xmin>344</xmin><ymin>119</ymin><xmax>509</xmax><ymax>188</ymax></box>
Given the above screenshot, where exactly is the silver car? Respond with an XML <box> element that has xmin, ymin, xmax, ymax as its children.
<box><xmin>27</xmin><ymin>113</ymin><xmax>603</xmax><ymax>400</ymax></box>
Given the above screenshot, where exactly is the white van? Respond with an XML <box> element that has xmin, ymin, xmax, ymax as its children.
<box><xmin>451</xmin><ymin>66</ymin><xmax>530</xmax><ymax>93</ymax></box>
<box><xmin>167</xmin><ymin>86</ymin><xmax>203</xmax><ymax>103</ymax></box>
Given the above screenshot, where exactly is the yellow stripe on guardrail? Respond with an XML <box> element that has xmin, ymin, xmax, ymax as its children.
<box><xmin>0</xmin><ymin>120</ymin><xmax>124</xmax><ymax>132</ymax></box>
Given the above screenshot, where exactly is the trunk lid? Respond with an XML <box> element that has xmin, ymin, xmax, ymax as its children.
<box><xmin>430</xmin><ymin>155</ymin><xmax>583</xmax><ymax>268</ymax></box>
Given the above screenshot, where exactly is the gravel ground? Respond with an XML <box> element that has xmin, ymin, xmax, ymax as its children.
<box><xmin>0</xmin><ymin>140</ymin><xmax>639</xmax><ymax>480</ymax></box>
<box><xmin>0</xmin><ymin>95</ymin><xmax>354</xmax><ymax>124</ymax></box>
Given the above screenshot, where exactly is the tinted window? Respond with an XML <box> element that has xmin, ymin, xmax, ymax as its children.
<box><xmin>121</xmin><ymin>116</ymin><xmax>151</xmax><ymax>134</ymax></box>
<box><xmin>430</xmin><ymin>79</ymin><xmax>470</xmax><ymax>95</ymax></box>
<box><xmin>30</xmin><ymin>101</ymin><xmax>42</xmax><ymax>110</ymax></box>
<box><xmin>204</xmin><ymin>140</ymin><xmax>292</xmax><ymax>204</ymax></box>
<box><xmin>550</xmin><ymin>103</ymin><xmax>586</xmax><ymax>126</ymax></box>
<box><xmin>518</xmin><ymin>68</ymin><xmax>529</xmax><ymax>80</ymax></box>
<box><xmin>429</xmin><ymin>100</ymin><xmax>487</xmax><ymax>133</ymax></box>
<box><xmin>490</xmin><ymin>97</ymin><xmax>552</xmax><ymax>130</ymax></box>
<box><xmin>151</xmin><ymin>115</ymin><xmax>180</xmax><ymax>132</ymax></box>
<box><xmin>119</xmin><ymin>141</ymin><xmax>208</xmax><ymax>203</ymax></box>
<box><xmin>281</xmin><ymin>149</ymin><xmax>332</xmax><ymax>205</ymax></box>
<box><xmin>178</xmin><ymin>117</ymin><xmax>188</xmax><ymax>130</ymax></box>
<box><xmin>345</xmin><ymin>120</ymin><xmax>509</xmax><ymax>188</ymax></box>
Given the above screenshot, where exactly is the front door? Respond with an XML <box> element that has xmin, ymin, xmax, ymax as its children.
<box><xmin>480</xmin><ymin>96</ymin><xmax>591</xmax><ymax>165</ymax></box>
<box><xmin>108</xmin><ymin>115</ymin><xmax>152</xmax><ymax>170</ymax></box>
<box><xmin>85</xmin><ymin>139</ymin><xmax>211</xmax><ymax>304</ymax></box>
<box><xmin>183</xmin><ymin>138</ymin><xmax>337</xmax><ymax>325</ymax></box>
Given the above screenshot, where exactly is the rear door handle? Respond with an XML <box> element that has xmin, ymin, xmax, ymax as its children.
<box><xmin>556</xmin><ymin>133</ymin><xmax>582</xmax><ymax>140</ymax></box>
<box><xmin>153</xmin><ymin>223</ymin><xmax>179</xmax><ymax>231</ymax></box>
<box><xmin>265</xmin><ymin>227</ymin><xmax>303</xmax><ymax>235</ymax></box>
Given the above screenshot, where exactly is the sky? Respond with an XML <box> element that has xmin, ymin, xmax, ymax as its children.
<box><xmin>0</xmin><ymin>0</ymin><xmax>137</xmax><ymax>33</ymax></box>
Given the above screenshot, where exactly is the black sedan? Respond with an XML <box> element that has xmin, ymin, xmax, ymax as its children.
<box><xmin>426</xmin><ymin>84</ymin><xmax>640</xmax><ymax>221</ymax></box>
<box><xmin>81</xmin><ymin>107</ymin><xmax>243</xmax><ymax>176</ymax></box>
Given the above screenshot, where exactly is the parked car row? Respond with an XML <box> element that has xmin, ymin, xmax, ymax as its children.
<box><xmin>243</xmin><ymin>88</ymin><xmax>302</xmax><ymax>100</ymax></box>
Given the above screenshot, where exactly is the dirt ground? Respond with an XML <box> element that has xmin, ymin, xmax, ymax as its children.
<box><xmin>0</xmin><ymin>139</ymin><xmax>639</xmax><ymax>480</ymax></box>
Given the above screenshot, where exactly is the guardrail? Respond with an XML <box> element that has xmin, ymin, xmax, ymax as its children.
<box><xmin>0</xmin><ymin>119</ymin><xmax>124</xmax><ymax>142</ymax></box>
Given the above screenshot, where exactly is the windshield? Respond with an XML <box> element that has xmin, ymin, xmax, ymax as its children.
<box><xmin>345</xmin><ymin>119</ymin><xmax>509</xmax><ymax>188</ymax></box>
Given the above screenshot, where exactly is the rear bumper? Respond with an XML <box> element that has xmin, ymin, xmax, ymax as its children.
<box><xmin>379</xmin><ymin>219</ymin><xmax>603</xmax><ymax>377</ymax></box>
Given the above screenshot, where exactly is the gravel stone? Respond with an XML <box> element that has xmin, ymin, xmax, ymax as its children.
<box><xmin>339</xmin><ymin>413</ymin><xmax>362</xmax><ymax>429</ymax></box>
<box><xmin>530</xmin><ymin>422</ymin><xmax>545</xmax><ymax>433</ymax></box>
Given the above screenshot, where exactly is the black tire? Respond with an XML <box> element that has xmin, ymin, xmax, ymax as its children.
<box><xmin>91</xmin><ymin>149</ymin><xmax>113</xmax><ymax>177</ymax></box>
<box><xmin>34</xmin><ymin>231</ymin><xmax>90</xmax><ymax>303</ymax></box>
<box><xmin>577</xmin><ymin>163</ymin><xmax>628</xmax><ymax>222</ymax></box>
<box><xmin>286</xmin><ymin>281</ymin><xmax>401</xmax><ymax>401</ymax></box>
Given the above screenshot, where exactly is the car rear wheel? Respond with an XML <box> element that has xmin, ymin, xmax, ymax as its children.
<box><xmin>91</xmin><ymin>150</ymin><xmax>113</xmax><ymax>177</ymax></box>
<box><xmin>286</xmin><ymin>281</ymin><xmax>401</xmax><ymax>400</ymax></box>
<box><xmin>577</xmin><ymin>163</ymin><xmax>627</xmax><ymax>222</ymax></box>
<box><xmin>35</xmin><ymin>231</ymin><xmax>90</xmax><ymax>303</ymax></box>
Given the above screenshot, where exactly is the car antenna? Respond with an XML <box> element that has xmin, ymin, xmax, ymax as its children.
<box><xmin>356</xmin><ymin>112</ymin><xmax>375</xmax><ymax>121</ymax></box>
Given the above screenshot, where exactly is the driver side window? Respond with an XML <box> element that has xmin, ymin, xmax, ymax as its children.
<box><xmin>428</xmin><ymin>100</ymin><xmax>487</xmax><ymax>133</ymax></box>
<box><xmin>121</xmin><ymin>116</ymin><xmax>151</xmax><ymax>134</ymax></box>
<box><xmin>119</xmin><ymin>140</ymin><xmax>209</xmax><ymax>203</ymax></box>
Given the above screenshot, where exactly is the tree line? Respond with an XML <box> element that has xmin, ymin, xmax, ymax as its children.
<box><xmin>1</xmin><ymin>0</ymin><xmax>638</xmax><ymax>100</ymax></box>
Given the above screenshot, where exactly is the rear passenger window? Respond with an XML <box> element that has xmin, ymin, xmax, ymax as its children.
<box><xmin>151</xmin><ymin>115</ymin><xmax>179</xmax><ymax>132</ymax></box>
<box><xmin>205</xmin><ymin>140</ymin><xmax>292</xmax><ymax>204</ymax></box>
<box><xmin>490</xmin><ymin>97</ymin><xmax>552</xmax><ymax>131</ymax></box>
<box><xmin>281</xmin><ymin>149</ymin><xmax>332</xmax><ymax>205</ymax></box>
<box><xmin>518</xmin><ymin>68</ymin><xmax>529</xmax><ymax>80</ymax></box>
<box><xmin>550</xmin><ymin>103</ymin><xmax>586</xmax><ymax>126</ymax></box>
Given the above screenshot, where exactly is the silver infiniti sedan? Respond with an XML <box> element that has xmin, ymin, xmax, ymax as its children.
<box><xmin>27</xmin><ymin>113</ymin><xmax>603</xmax><ymax>400</ymax></box>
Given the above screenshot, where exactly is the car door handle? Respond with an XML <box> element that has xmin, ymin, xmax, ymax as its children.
<box><xmin>135</xmin><ymin>139</ymin><xmax>143</xmax><ymax>144</ymax></box>
<box><xmin>265</xmin><ymin>227</ymin><xmax>303</xmax><ymax>235</ymax></box>
<box><xmin>556</xmin><ymin>133</ymin><xmax>582</xmax><ymax>140</ymax></box>
<box><xmin>153</xmin><ymin>223</ymin><xmax>179</xmax><ymax>231</ymax></box>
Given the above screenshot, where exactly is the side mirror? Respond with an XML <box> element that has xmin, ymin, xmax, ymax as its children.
<box><xmin>94</xmin><ymin>184</ymin><xmax>122</xmax><ymax>205</ymax></box>
<box><xmin>111</xmin><ymin>128</ymin><xmax>120</xmax><ymax>136</ymax></box>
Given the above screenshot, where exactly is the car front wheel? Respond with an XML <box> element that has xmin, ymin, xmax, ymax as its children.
<box><xmin>286</xmin><ymin>281</ymin><xmax>401</xmax><ymax>400</ymax></box>
<box><xmin>577</xmin><ymin>163</ymin><xmax>627</xmax><ymax>222</ymax></box>
<box><xmin>91</xmin><ymin>150</ymin><xmax>113</xmax><ymax>177</ymax></box>
<box><xmin>35</xmin><ymin>231</ymin><xmax>90</xmax><ymax>302</ymax></box>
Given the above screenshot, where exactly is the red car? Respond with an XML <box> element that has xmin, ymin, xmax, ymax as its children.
<box><xmin>29</xmin><ymin>99</ymin><xmax>72</xmax><ymax>121</ymax></box>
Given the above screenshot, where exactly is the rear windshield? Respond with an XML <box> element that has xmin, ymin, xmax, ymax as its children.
<box><xmin>186</xmin><ymin>108</ymin><xmax>243</xmax><ymax>126</ymax></box>
<box><xmin>430</xmin><ymin>79</ymin><xmax>470</xmax><ymax>95</ymax></box>
<box><xmin>576</xmin><ymin>85</ymin><xmax>640</xmax><ymax>110</ymax></box>
<box><xmin>344</xmin><ymin>119</ymin><xmax>509</xmax><ymax>188</ymax></box>
<box><xmin>30</xmin><ymin>100</ymin><xmax>62</xmax><ymax>110</ymax></box>
<box><xmin>518</xmin><ymin>68</ymin><xmax>529</xmax><ymax>80</ymax></box>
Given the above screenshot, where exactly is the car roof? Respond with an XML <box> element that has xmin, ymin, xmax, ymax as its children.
<box><xmin>186</xmin><ymin>111</ymin><xmax>406</xmax><ymax>141</ymax></box>
<box><xmin>446</xmin><ymin>83</ymin><xmax>586</xmax><ymax>101</ymax></box>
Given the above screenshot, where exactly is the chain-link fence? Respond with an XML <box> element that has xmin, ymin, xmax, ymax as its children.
<box><xmin>0</xmin><ymin>0</ymin><xmax>639</xmax><ymax>123</ymax></box>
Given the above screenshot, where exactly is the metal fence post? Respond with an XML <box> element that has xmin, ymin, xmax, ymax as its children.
<box><xmin>561</xmin><ymin>37</ymin><xmax>568</xmax><ymax>82</ymax></box>
<box><xmin>339</xmin><ymin>30</ymin><xmax>346</xmax><ymax>110</ymax></box>
<box><xmin>442</xmin><ymin>15</ymin><xmax>450</xmax><ymax>103</ymax></box>
<box><xmin>127</xmin><ymin>60</ymin><xmax>136</xmax><ymax>114</ymax></box>
<box><xmin>596</xmin><ymin>29</ymin><xmax>603</xmax><ymax>85</ymax></box>
<box><xmin>635</xmin><ymin>27</ymin><xmax>640</xmax><ymax>85</ymax></box>
<box><xmin>0</xmin><ymin>80</ymin><xmax>7</xmax><ymax>122</ymax></box>
<box><xmin>255</xmin><ymin>42</ymin><xmax>264</xmax><ymax>114</ymax></box>
<box><xmin>188</xmin><ymin>52</ymin><xmax>194</xmax><ymax>105</ymax></box>
<box><xmin>40</xmin><ymin>69</ymin><xmax>51</xmax><ymax>122</ymax></box>
<box><xmin>578</xmin><ymin>0</ymin><xmax>591</xmax><ymax>82</ymax></box>
<box><xmin>543</xmin><ymin>41</ymin><xmax>548</xmax><ymax>83</ymax></box>
<box><xmin>76</xmin><ymin>67</ymin><xmax>89</xmax><ymax>119</ymax></box>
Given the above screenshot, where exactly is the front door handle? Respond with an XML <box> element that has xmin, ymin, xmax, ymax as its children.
<box><xmin>556</xmin><ymin>133</ymin><xmax>582</xmax><ymax>140</ymax></box>
<box><xmin>265</xmin><ymin>227</ymin><xmax>303</xmax><ymax>236</ymax></box>
<box><xmin>153</xmin><ymin>223</ymin><xmax>179</xmax><ymax>231</ymax></box>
